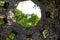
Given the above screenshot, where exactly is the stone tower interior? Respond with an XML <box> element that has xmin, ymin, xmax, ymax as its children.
<box><xmin>0</xmin><ymin>0</ymin><xmax>60</xmax><ymax>40</ymax></box>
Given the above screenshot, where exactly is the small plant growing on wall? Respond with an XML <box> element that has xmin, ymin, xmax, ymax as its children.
<box><xmin>6</xmin><ymin>33</ymin><xmax>15</xmax><ymax>40</ymax></box>
<box><xmin>0</xmin><ymin>19</ymin><xmax>4</xmax><ymax>25</ymax></box>
<box><xmin>0</xmin><ymin>1</ymin><xmax>5</xmax><ymax>7</ymax></box>
<box><xmin>42</xmin><ymin>29</ymin><xmax>48</xmax><ymax>38</ymax></box>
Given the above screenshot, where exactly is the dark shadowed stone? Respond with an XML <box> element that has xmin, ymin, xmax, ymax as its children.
<box><xmin>14</xmin><ymin>34</ymin><xmax>26</xmax><ymax>40</ymax></box>
<box><xmin>25</xmin><ymin>27</ymin><xmax>36</xmax><ymax>35</ymax></box>
<box><xmin>56</xmin><ymin>0</ymin><xmax>60</xmax><ymax>5</ymax></box>
<box><xmin>0</xmin><ymin>26</ymin><xmax>3</xmax><ymax>32</ymax></box>
<box><xmin>3</xmin><ymin>2</ymin><xmax>9</xmax><ymax>9</ymax></box>
<box><xmin>0</xmin><ymin>34</ymin><xmax>6</xmax><ymax>40</ymax></box>
<box><xmin>57</xmin><ymin>35</ymin><xmax>60</xmax><ymax>40</ymax></box>
<box><xmin>3</xmin><ymin>18</ymin><xmax>8</xmax><ymax>24</ymax></box>
<box><xmin>38</xmin><ymin>0</ymin><xmax>42</xmax><ymax>2</ymax></box>
<box><xmin>11</xmin><ymin>26</ymin><xmax>23</xmax><ymax>34</ymax></box>
<box><xmin>45</xmin><ymin>11</ymin><xmax>50</xmax><ymax>18</ymax></box>
<box><xmin>32</xmin><ymin>31</ymin><xmax>43</xmax><ymax>40</ymax></box>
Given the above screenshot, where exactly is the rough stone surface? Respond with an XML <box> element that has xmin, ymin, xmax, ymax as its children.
<box><xmin>0</xmin><ymin>0</ymin><xmax>60</xmax><ymax>40</ymax></box>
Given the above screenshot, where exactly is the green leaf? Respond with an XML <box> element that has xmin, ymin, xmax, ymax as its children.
<box><xmin>42</xmin><ymin>29</ymin><xmax>48</xmax><ymax>38</ymax></box>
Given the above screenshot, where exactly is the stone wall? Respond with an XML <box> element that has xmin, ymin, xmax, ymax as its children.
<box><xmin>0</xmin><ymin>0</ymin><xmax>60</xmax><ymax>40</ymax></box>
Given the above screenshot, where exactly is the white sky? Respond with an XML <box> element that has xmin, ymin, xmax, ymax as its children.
<box><xmin>17</xmin><ymin>1</ymin><xmax>41</xmax><ymax>18</ymax></box>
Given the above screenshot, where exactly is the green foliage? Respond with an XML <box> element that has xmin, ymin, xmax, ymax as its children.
<box><xmin>42</xmin><ymin>29</ymin><xmax>48</xmax><ymax>38</ymax></box>
<box><xmin>13</xmin><ymin>9</ymin><xmax>40</xmax><ymax>28</ymax></box>
<box><xmin>6</xmin><ymin>38</ymin><xmax>10</xmax><ymax>40</ymax></box>
<box><xmin>26</xmin><ymin>38</ymin><xmax>32</xmax><ymax>40</ymax></box>
<box><xmin>0</xmin><ymin>1</ymin><xmax>5</xmax><ymax>7</ymax></box>
<box><xmin>6</xmin><ymin>33</ymin><xmax>15</xmax><ymax>40</ymax></box>
<box><xmin>0</xmin><ymin>19</ymin><xmax>4</xmax><ymax>25</ymax></box>
<box><xmin>50</xmin><ymin>12</ymin><xmax>54</xmax><ymax>19</ymax></box>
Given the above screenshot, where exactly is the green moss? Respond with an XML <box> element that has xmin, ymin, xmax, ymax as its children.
<box><xmin>0</xmin><ymin>19</ymin><xmax>4</xmax><ymax>25</ymax></box>
<box><xmin>0</xmin><ymin>1</ymin><xmax>5</xmax><ymax>7</ymax></box>
<box><xmin>26</xmin><ymin>38</ymin><xmax>32</xmax><ymax>40</ymax></box>
<box><xmin>13</xmin><ymin>9</ymin><xmax>40</xmax><ymax>28</ymax></box>
<box><xmin>6</xmin><ymin>33</ymin><xmax>15</xmax><ymax>40</ymax></box>
<box><xmin>6</xmin><ymin>38</ymin><xmax>10</xmax><ymax>40</ymax></box>
<box><xmin>50</xmin><ymin>12</ymin><xmax>54</xmax><ymax>19</ymax></box>
<box><xmin>9</xmin><ymin>33</ymin><xmax>15</xmax><ymax>40</ymax></box>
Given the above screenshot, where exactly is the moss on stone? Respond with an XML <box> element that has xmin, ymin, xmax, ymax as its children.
<box><xmin>6</xmin><ymin>33</ymin><xmax>15</xmax><ymax>40</ymax></box>
<box><xmin>0</xmin><ymin>19</ymin><xmax>4</xmax><ymax>25</ymax></box>
<box><xmin>0</xmin><ymin>1</ymin><xmax>5</xmax><ymax>7</ymax></box>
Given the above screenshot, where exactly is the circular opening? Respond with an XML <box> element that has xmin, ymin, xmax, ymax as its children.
<box><xmin>13</xmin><ymin>1</ymin><xmax>42</xmax><ymax>28</ymax></box>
